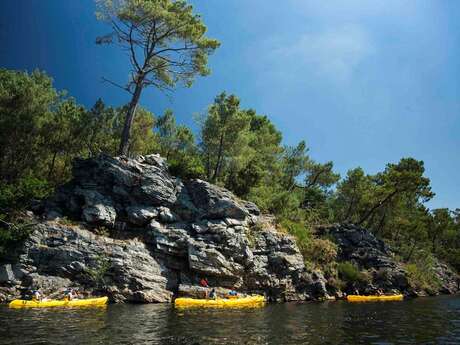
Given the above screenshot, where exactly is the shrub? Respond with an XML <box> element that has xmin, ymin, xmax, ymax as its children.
<box><xmin>279</xmin><ymin>220</ymin><xmax>338</xmax><ymax>269</ymax></box>
<box><xmin>85</xmin><ymin>254</ymin><xmax>111</xmax><ymax>288</ymax></box>
<box><xmin>307</xmin><ymin>238</ymin><xmax>338</xmax><ymax>265</ymax></box>
<box><xmin>93</xmin><ymin>226</ymin><xmax>110</xmax><ymax>237</ymax></box>
<box><xmin>279</xmin><ymin>220</ymin><xmax>311</xmax><ymax>256</ymax></box>
<box><xmin>404</xmin><ymin>251</ymin><xmax>441</xmax><ymax>293</ymax></box>
<box><xmin>337</xmin><ymin>261</ymin><xmax>370</xmax><ymax>284</ymax></box>
<box><xmin>0</xmin><ymin>176</ymin><xmax>51</xmax><ymax>212</ymax></box>
<box><xmin>0</xmin><ymin>215</ymin><xmax>36</xmax><ymax>259</ymax></box>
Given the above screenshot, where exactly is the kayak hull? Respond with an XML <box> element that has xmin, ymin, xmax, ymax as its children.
<box><xmin>347</xmin><ymin>294</ymin><xmax>403</xmax><ymax>302</ymax></box>
<box><xmin>9</xmin><ymin>296</ymin><xmax>108</xmax><ymax>308</ymax></box>
<box><xmin>174</xmin><ymin>295</ymin><xmax>265</xmax><ymax>308</ymax></box>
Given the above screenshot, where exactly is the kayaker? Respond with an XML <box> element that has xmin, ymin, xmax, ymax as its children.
<box><xmin>228</xmin><ymin>290</ymin><xmax>237</xmax><ymax>296</ymax></box>
<box><xmin>63</xmin><ymin>288</ymin><xmax>76</xmax><ymax>301</ymax></box>
<box><xmin>31</xmin><ymin>290</ymin><xmax>42</xmax><ymax>301</ymax></box>
<box><xmin>208</xmin><ymin>287</ymin><xmax>216</xmax><ymax>300</ymax></box>
<box><xmin>200</xmin><ymin>278</ymin><xmax>209</xmax><ymax>288</ymax></box>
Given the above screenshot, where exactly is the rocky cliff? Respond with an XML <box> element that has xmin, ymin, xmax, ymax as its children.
<box><xmin>317</xmin><ymin>224</ymin><xmax>459</xmax><ymax>296</ymax></box>
<box><xmin>0</xmin><ymin>155</ymin><xmax>458</xmax><ymax>303</ymax></box>
<box><xmin>0</xmin><ymin>155</ymin><xmax>325</xmax><ymax>303</ymax></box>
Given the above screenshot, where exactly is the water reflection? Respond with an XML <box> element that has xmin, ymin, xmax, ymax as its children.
<box><xmin>0</xmin><ymin>296</ymin><xmax>459</xmax><ymax>345</ymax></box>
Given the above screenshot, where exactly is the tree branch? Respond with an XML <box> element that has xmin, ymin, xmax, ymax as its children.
<box><xmin>101</xmin><ymin>77</ymin><xmax>133</xmax><ymax>94</ymax></box>
<box><xmin>128</xmin><ymin>25</ymin><xmax>142</xmax><ymax>73</ymax></box>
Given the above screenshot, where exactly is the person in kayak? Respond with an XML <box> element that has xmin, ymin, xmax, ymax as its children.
<box><xmin>208</xmin><ymin>287</ymin><xmax>217</xmax><ymax>299</ymax></box>
<box><xmin>31</xmin><ymin>290</ymin><xmax>42</xmax><ymax>301</ymax></box>
<box><xmin>200</xmin><ymin>278</ymin><xmax>209</xmax><ymax>288</ymax></box>
<box><xmin>63</xmin><ymin>288</ymin><xmax>76</xmax><ymax>301</ymax></box>
<box><xmin>228</xmin><ymin>290</ymin><xmax>237</xmax><ymax>296</ymax></box>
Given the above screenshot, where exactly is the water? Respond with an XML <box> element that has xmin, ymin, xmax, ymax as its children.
<box><xmin>1</xmin><ymin>296</ymin><xmax>460</xmax><ymax>345</ymax></box>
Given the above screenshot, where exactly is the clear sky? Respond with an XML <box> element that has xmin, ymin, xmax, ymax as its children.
<box><xmin>0</xmin><ymin>0</ymin><xmax>458</xmax><ymax>209</ymax></box>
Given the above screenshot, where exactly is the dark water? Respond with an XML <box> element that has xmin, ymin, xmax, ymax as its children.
<box><xmin>1</xmin><ymin>296</ymin><xmax>460</xmax><ymax>345</ymax></box>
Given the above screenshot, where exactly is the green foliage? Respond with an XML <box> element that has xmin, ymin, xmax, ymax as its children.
<box><xmin>0</xmin><ymin>176</ymin><xmax>51</xmax><ymax>212</ymax></box>
<box><xmin>306</xmin><ymin>238</ymin><xmax>338</xmax><ymax>266</ymax></box>
<box><xmin>0</xmin><ymin>216</ymin><xmax>37</xmax><ymax>259</ymax></box>
<box><xmin>337</xmin><ymin>262</ymin><xmax>370</xmax><ymax>284</ymax></box>
<box><xmin>225</xmin><ymin>111</ymin><xmax>283</xmax><ymax>197</ymax></box>
<box><xmin>200</xmin><ymin>92</ymin><xmax>251</xmax><ymax>183</ymax></box>
<box><xmin>155</xmin><ymin>110</ymin><xmax>204</xmax><ymax>179</ymax></box>
<box><xmin>0</xmin><ymin>69</ymin><xmax>59</xmax><ymax>184</ymax></box>
<box><xmin>280</xmin><ymin>220</ymin><xmax>312</xmax><ymax>257</ymax></box>
<box><xmin>404</xmin><ymin>251</ymin><xmax>441</xmax><ymax>293</ymax></box>
<box><xmin>93</xmin><ymin>226</ymin><xmax>110</xmax><ymax>237</ymax></box>
<box><xmin>85</xmin><ymin>254</ymin><xmax>111</xmax><ymax>288</ymax></box>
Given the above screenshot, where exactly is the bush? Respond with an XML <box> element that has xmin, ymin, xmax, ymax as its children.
<box><xmin>307</xmin><ymin>238</ymin><xmax>338</xmax><ymax>265</ymax></box>
<box><xmin>279</xmin><ymin>220</ymin><xmax>339</xmax><ymax>271</ymax></box>
<box><xmin>439</xmin><ymin>248</ymin><xmax>460</xmax><ymax>273</ymax></box>
<box><xmin>337</xmin><ymin>261</ymin><xmax>370</xmax><ymax>284</ymax></box>
<box><xmin>85</xmin><ymin>254</ymin><xmax>111</xmax><ymax>288</ymax></box>
<box><xmin>0</xmin><ymin>176</ymin><xmax>52</xmax><ymax>211</ymax></box>
<box><xmin>0</xmin><ymin>215</ymin><xmax>36</xmax><ymax>259</ymax></box>
<box><xmin>404</xmin><ymin>251</ymin><xmax>441</xmax><ymax>293</ymax></box>
<box><xmin>279</xmin><ymin>220</ymin><xmax>311</xmax><ymax>256</ymax></box>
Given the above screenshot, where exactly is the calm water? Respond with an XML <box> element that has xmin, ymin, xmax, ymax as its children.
<box><xmin>1</xmin><ymin>296</ymin><xmax>460</xmax><ymax>345</ymax></box>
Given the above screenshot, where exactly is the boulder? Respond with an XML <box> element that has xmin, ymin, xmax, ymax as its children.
<box><xmin>185</xmin><ymin>179</ymin><xmax>249</xmax><ymax>220</ymax></box>
<box><xmin>126</xmin><ymin>206</ymin><xmax>158</xmax><ymax>226</ymax></box>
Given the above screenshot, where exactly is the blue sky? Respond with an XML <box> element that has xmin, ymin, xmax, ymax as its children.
<box><xmin>0</xmin><ymin>0</ymin><xmax>459</xmax><ymax>209</ymax></box>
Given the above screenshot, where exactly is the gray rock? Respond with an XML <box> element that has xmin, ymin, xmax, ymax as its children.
<box><xmin>157</xmin><ymin>207</ymin><xmax>176</xmax><ymax>223</ymax></box>
<box><xmin>188</xmin><ymin>242</ymin><xmax>244</xmax><ymax>279</ymax></box>
<box><xmin>0</xmin><ymin>264</ymin><xmax>14</xmax><ymax>283</ymax></box>
<box><xmin>126</xmin><ymin>206</ymin><xmax>158</xmax><ymax>226</ymax></box>
<box><xmin>77</xmin><ymin>189</ymin><xmax>116</xmax><ymax>226</ymax></box>
<box><xmin>185</xmin><ymin>179</ymin><xmax>249</xmax><ymax>220</ymax></box>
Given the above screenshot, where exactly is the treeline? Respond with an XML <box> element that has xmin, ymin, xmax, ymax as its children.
<box><xmin>1</xmin><ymin>68</ymin><xmax>459</xmax><ymax>275</ymax></box>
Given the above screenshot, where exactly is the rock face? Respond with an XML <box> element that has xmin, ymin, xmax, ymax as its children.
<box><xmin>0</xmin><ymin>155</ymin><xmax>324</xmax><ymax>303</ymax></box>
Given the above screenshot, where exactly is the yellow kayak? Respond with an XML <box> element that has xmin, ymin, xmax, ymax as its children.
<box><xmin>347</xmin><ymin>294</ymin><xmax>404</xmax><ymax>302</ymax></box>
<box><xmin>9</xmin><ymin>296</ymin><xmax>108</xmax><ymax>308</ymax></box>
<box><xmin>174</xmin><ymin>295</ymin><xmax>265</xmax><ymax>308</ymax></box>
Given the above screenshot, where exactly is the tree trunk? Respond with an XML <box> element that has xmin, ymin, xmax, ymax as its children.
<box><xmin>406</xmin><ymin>239</ymin><xmax>418</xmax><ymax>262</ymax></box>
<box><xmin>431</xmin><ymin>231</ymin><xmax>438</xmax><ymax>254</ymax></box>
<box><xmin>211</xmin><ymin>130</ymin><xmax>225</xmax><ymax>183</ymax></box>
<box><xmin>357</xmin><ymin>190</ymin><xmax>398</xmax><ymax>226</ymax></box>
<box><xmin>118</xmin><ymin>78</ymin><xmax>144</xmax><ymax>156</ymax></box>
<box><xmin>344</xmin><ymin>194</ymin><xmax>356</xmax><ymax>222</ymax></box>
<box><xmin>376</xmin><ymin>210</ymin><xmax>387</xmax><ymax>235</ymax></box>
<box><xmin>48</xmin><ymin>150</ymin><xmax>59</xmax><ymax>180</ymax></box>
